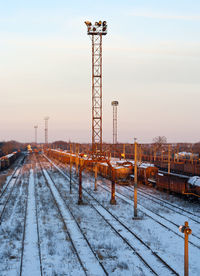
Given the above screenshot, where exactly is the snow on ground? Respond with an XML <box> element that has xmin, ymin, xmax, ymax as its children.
<box><xmin>116</xmin><ymin>186</ymin><xmax>200</xmax><ymax>235</ymax></box>
<box><xmin>35</xmin><ymin>164</ymin><xmax>85</xmax><ymax>276</ymax></box>
<box><xmin>82</xmin><ymin>175</ymin><xmax>200</xmax><ymax>276</ymax></box>
<box><xmin>0</xmin><ymin>166</ymin><xmax>28</xmax><ymax>275</ymax></box>
<box><xmin>21</xmin><ymin>169</ymin><xmax>41</xmax><ymax>276</ymax></box>
<box><xmin>42</xmin><ymin>167</ymin><xmax>106</xmax><ymax>276</ymax></box>
<box><xmin>47</xmin><ymin>163</ymin><xmax>156</xmax><ymax>275</ymax></box>
<box><xmin>1</xmin><ymin>154</ymin><xmax>200</xmax><ymax>275</ymax></box>
<box><xmin>51</xmin><ymin>158</ymin><xmax>200</xmax><ymax>276</ymax></box>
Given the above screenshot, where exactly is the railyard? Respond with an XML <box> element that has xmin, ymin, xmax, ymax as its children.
<box><xmin>0</xmin><ymin>152</ymin><xmax>200</xmax><ymax>276</ymax></box>
<box><xmin>1</xmin><ymin>3</ymin><xmax>200</xmax><ymax>275</ymax></box>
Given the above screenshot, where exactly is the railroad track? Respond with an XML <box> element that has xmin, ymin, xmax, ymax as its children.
<box><xmin>43</xmin><ymin>154</ymin><xmax>179</xmax><ymax>276</ymax></box>
<box><xmin>97</xmin><ymin>181</ymin><xmax>200</xmax><ymax>250</ymax></box>
<box><xmin>0</xmin><ymin>155</ymin><xmax>26</xmax><ymax>200</ymax></box>
<box><xmin>0</xmin><ymin>158</ymin><xmax>32</xmax><ymax>275</ymax></box>
<box><xmin>20</xmin><ymin>166</ymin><xmax>42</xmax><ymax>276</ymax></box>
<box><xmin>0</xmin><ymin>167</ymin><xmax>22</xmax><ymax>224</ymax></box>
<box><xmin>48</xmin><ymin>158</ymin><xmax>200</xmax><ymax>247</ymax></box>
<box><xmin>122</xmin><ymin>184</ymin><xmax>200</xmax><ymax>223</ymax></box>
<box><xmin>37</xmin><ymin>155</ymin><xmax>107</xmax><ymax>276</ymax></box>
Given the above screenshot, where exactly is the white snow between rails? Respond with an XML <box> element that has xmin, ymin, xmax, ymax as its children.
<box><xmin>42</xmin><ymin>168</ymin><xmax>106</xmax><ymax>276</ymax></box>
<box><xmin>21</xmin><ymin>169</ymin><xmax>41</xmax><ymax>276</ymax></box>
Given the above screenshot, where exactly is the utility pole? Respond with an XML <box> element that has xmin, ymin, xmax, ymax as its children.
<box><xmin>139</xmin><ymin>145</ymin><xmax>142</xmax><ymax>164</ymax></box>
<box><xmin>134</xmin><ymin>138</ymin><xmax>138</xmax><ymax>218</ymax></box>
<box><xmin>177</xmin><ymin>144</ymin><xmax>179</xmax><ymax>162</ymax></box>
<box><xmin>34</xmin><ymin>125</ymin><xmax>38</xmax><ymax>144</ymax></box>
<box><xmin>168</xmin><ymin>144</ymin><xmax>171</xmax><ymax>174</ymax></box>
<box><xmin>123</xmin><ymin>144</ymin><xmax>126</xmax><ymax>159</ymax></box>
<box><xmin>84</xmin><ymin>20</ymin><xmax>107</xmax><ymax>155</ymax></box>
<box><xmin>44</xmin><ymin>116</ymin><xmax>49</xmax><ymax>145</ymax></box>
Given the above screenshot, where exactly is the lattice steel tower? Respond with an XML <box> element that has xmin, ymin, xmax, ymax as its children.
<box><xmin>44</xmin><ymin>116</ymin><xmax>49</xmax><ymax>144</ymax></box>
<box><xmin>34</xmin><ymin>125</ymin><xmax>38</xmax><ymax>144</ymax></box>
<box><xmin>111</xmin><ymin>101</ymin><xmax>119</xmax><ymax>144</ymax></box>
<box><xmin>84</xmin><ymin>20</ymin><xmax>107</xmax><ymax>153</ymax></box>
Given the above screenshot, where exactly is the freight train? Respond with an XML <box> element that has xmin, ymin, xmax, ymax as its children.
<box><xmin>156</xmin><ymin>172</ymin><xmax>200</xmax><ymax>197</ymax></box>
<box><xmin>44</xmin><ymin>149</ymin><xmax>200</xmax><ymax>198</ymax></box>
<box><xmin>143</xmin><ymin>156</ymin><xmax>200</xmax><ymax>176</ymax></box>
<box><xmin>0</xmin><ymin>151</ymin><xmax>21</xmax><ymax>170</ymax></box>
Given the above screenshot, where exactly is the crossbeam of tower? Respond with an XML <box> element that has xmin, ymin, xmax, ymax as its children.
<box><xmin>84</xmin><ymin>20</ymin><xmax>107</xmax><ymax>154</ymax></box>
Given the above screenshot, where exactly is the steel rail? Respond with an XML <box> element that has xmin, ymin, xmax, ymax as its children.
<box><xmin>20</xmin><ymin>163</ymin><xmax>43</xmax><ymax>276</ymax></box>
<box><xmin>123</xmin><ymin>185</ymin><xmax>200</xmax><ymax>223</ymax></box>
<box><xmin>0</xmin><ymin>167</ymin><xmax>22</xmax><ymax>224</ymax></box>
<box><xmin>43</xmin><ymin>154</ymin><xmax>179</xmax><ymax>276</ymax></box>
<box><xmin>37</xmin><ymin>155</ymin><xmax>107</xmax><ymax>276</ymax></box>
<box><xmin>0</xmin><ymin>155</ymin><xmax>26</xmax><ymax>200</ymax></box>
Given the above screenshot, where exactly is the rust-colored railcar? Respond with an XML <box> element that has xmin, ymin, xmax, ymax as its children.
<box><xmin>157</xmin><ymin>173</ymin><xmax>189</xmax><ymax>194</ymax></box>
<box><xmin>137</xmin><ymin>163</ymin><xmax>158</xmax><ymax>185</ymax></box>
<box><xmin>0</xmin><ymin>151</ymin><xmax>21</xmax><ymax>171</ymax></box>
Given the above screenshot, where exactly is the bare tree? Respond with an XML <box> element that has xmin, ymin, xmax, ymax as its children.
<box><xmin>153</xmin><ymin>136</ymin><xmax>167</xmax><ymax>151</ymax></box>
<box><xmin>2</xmin><ymin>142</ymin><xmax>14</xmax><ymax>155</ymax></box>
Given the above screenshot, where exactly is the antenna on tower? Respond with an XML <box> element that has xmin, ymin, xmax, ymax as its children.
<box><xmin>44</xmin><ymin>116</ymin><xmax>49</xmax><ymax>144</ymax></box>
<box><xmin>84</xmin><ymin>20</ymin><xmax>107</xmax><ymax>155</ymax></box>
<box><xmin>34</xmin><ymin>125</ymin><xmax>38</xmax><ymax>144</ymax></box>
<box><xmin>111</xmin><ymin>101</ymin><xmax>119</xmax><ymax>145</ymax></box>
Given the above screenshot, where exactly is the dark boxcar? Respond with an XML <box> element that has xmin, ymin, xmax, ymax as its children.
<box><xmin>173</xmin><ymin>162</ymin><xmax>184</xmax><ymax>173</ymax></box>
<box><xmin>156</xmin><ymin>173</ymin><xmax>170</xmax><ymax>191</ymax></box>
<box><xmin>169</xmin><ymin>175</ymin><xmax>188</xmax><ymax>194</ymax></box>
<box><xmin>195</xmin><ymin>165</ymin><xmax>200</xmax><ymax>176</ymax></box>
<box><xmin>157</xmin><ymin>173</ymin><xmax>189</xmax><ymax>194</ymax></box>
<box><xmin>184</xmin><ymin>162</ymin><xmax>195</xmax><ymax>175</ymax></box>
<box><xmin>0</xmin><ymin>159</ymin><xmax>6</xmax><ymax>170</ymax></box>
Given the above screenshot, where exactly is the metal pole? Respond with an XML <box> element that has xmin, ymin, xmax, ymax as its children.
<box><xmin>168</xmin><ymin>144</ymin><xmax>171</xmax><ymax>174</ymax></box>
<box><xmin>94</xmin><ymin>163</ymin><xmax>98</xmax><ymax>191</ymax></box>
<box><xmin>69</xmin><ymin>154</ymin><xmax>72</xmax><ymax>194</ymax></box>
<box><xmin>44</xmin><ymin>116</ymin><xmax>49</xmax><ymax>145</ymax></box>
<box><xmin>110</xmin><ymin>168</ymin><xmax>116</xmax><ymax>205</ymax></box>
<box><xmin>191</xmin><ymin>147</ymin><xmax>193</xmax><ymax>165</ymax></box>
<box><xmin>76</xmin><ymin>144</ymin><xmax>79</xmax><ymax>175</ymax></box>
<box><xmin>179</xmin><ymin>221</ymin><xmax>192</xmax><ymax>276</ymax></box>
<box><xmin>34</xmin><ymin>125</ymin><xmax>38</xmax><ymax>144</ymax></box>
<box><xmin>185</xmin><ymin>226</ymin><xmax>189</xmax><ymax>276</ymax></box>
<box><xmin>78</xmin><ymin>163</ymin><xmax>83</xmax><ymax>205</ymax></box>
<box><xmin>154</xmin><ymin>145</ymin><xmax>156</xmax><ymax>162</ymax></box>
<box><xmin>177</xmin><ymin>144</ymin><xmax>179</xmax><ymax>162</ymax></box>
<box><xmin>123</xmin><ymin>144</ymin><xmax>126</xmax><ymax>159</ymax></box>
<box><xmin>134</xmin><ymin>139</ymin><xmax>138</xmax><ymax>218</ymax></box>
<box><xmin>139</xmin><ymin>144</ymin><xmax>142</xmax><ymax>164</ymax></box>
<box><xmin>113</xmin><ymin>105</ymin><xmax>114</xmax><ymax>145</ymax></box>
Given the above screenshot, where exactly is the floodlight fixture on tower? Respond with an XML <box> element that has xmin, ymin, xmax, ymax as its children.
<box><xmin>84</xmin><ymin>20</ymin><xmax>107</xmax><ymax>156</ymax></box>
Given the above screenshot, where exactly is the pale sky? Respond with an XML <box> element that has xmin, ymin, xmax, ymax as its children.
<box><xmin>0</xmin><ymin>0</ymin><xmax>200</xmax><ymax>143</ymax></box>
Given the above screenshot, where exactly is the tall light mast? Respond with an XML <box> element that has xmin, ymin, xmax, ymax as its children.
<box><xmin>84</xmin><ymin>20</ymin><xmax>107</xmax><ymax>154</ymax></box>
<box><xmin>111</xmin><ymin>101</ymin><xmax>119</xmax><ymax>145</ymax></box>
<box><xmin>44</xmin><ymin>116</ymin><xmax>49</xmax><ymax>144</ymax></box>
<box><xmin>34</xmin><ymin>125</ymin><xmax>38</xmax><ymax>144</ymax></box>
